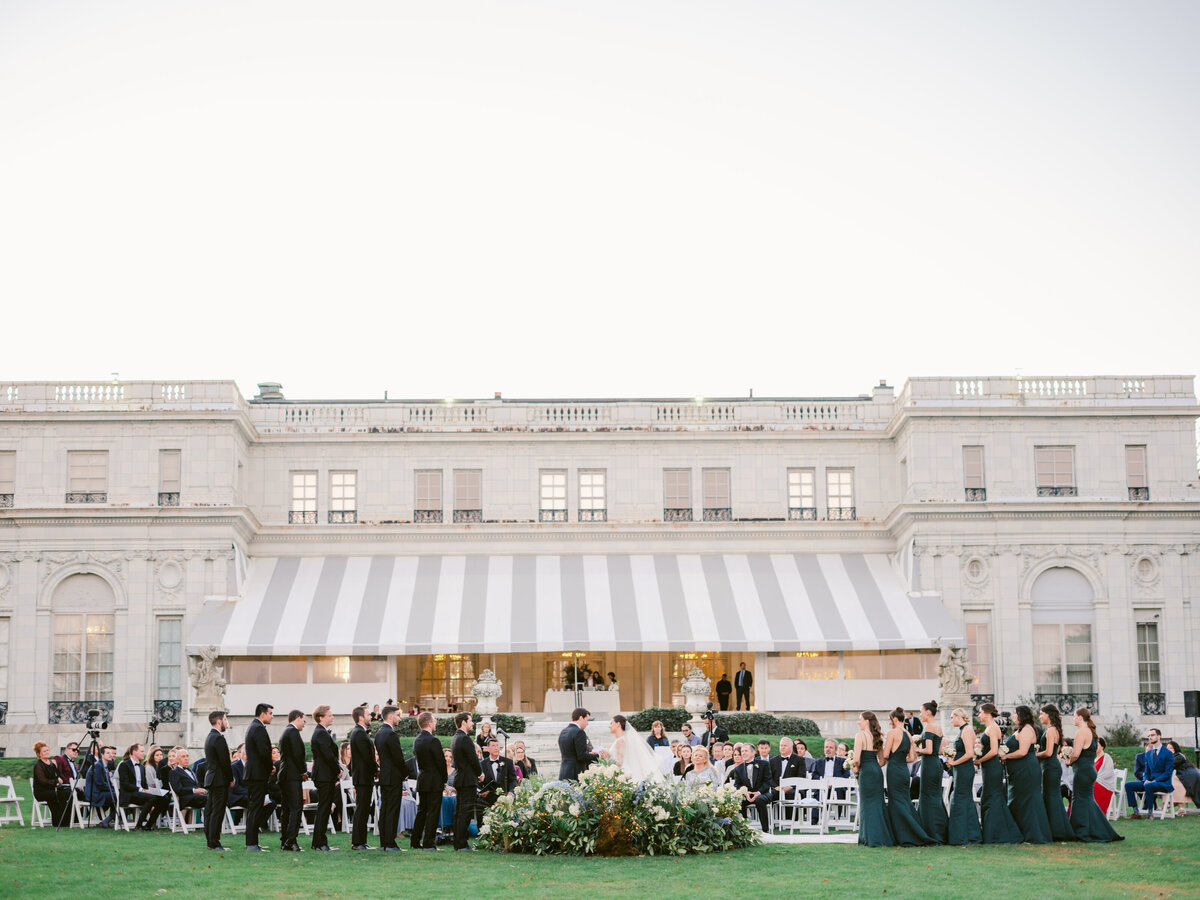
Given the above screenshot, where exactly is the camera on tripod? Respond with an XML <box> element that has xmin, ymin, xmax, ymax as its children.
<box><xmin>701</xmin><ymin>701</ymin><xmax>716</xmax><ymax>723</ymax></box>
<box><xmin>85</xmin><ymin>708</ymin><xmax>109</xmax><ymax>740</ymax></box>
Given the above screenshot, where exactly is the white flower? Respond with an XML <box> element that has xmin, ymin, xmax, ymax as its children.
<box><xmin>553</xmin><ymin>809</ymin><xmax>565</xmax><ymax>817</ymax></box>
<box><xmin>478</xmin><ymin>824</ymin><xmax>491</xmax><ymax>835</ymax></box>
<box><xmin>568</xmin><ymin>803</ymin><xmax>580</xmax><ymax>817</ymax></box>
<box><xmin>653</xmin><ymin>806</ymin><xmax>669</xmax><ymax>821</ymax></box>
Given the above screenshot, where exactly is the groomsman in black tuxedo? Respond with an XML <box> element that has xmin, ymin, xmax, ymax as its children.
<box><xmin>244</xmin><ymin>703</ymin><xmax>274</xmax><ymax>851</ymax></box>
<box><xmin>349</xmin><ymin>705</ymin><xmax>377</xmax><ymax>850</ymax></box>
<box><xmin>734</xmin><ymin>663</ymin><xmax>753</xmax><ymax>710</ymax></box>
<box><xmin>278</xmin><ymin>709</ymin><xmax>307</xmax><ymax>852</ymax></box>
<box><xmin>202</xmin><ymin>711</ymin><xmax>233</xmax><ymax>851</ymax></box>
<box><xmin>309</xmin><ymin>705</ymin><xmax>339</xmax><ymax>851</ymax></box>
<box><xmin>410</xmin><ymin>712</ymin><xmax>446</xmax><ymax>850</ymax></box>
<box><xmin>374</xmin><ymin>705</ymin><xmax>409</xmax><ymax>852</ymax></box>
<box><xmin>451</xmin><ymin>711</ymin><xmax>482</xmax><ymax>850</ymax></box>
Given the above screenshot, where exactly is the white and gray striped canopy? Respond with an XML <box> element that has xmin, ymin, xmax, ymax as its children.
<box><xmin>187</xmin><ymin>553</ymin><xmax>960</xmax><ymax>656</ymax></box>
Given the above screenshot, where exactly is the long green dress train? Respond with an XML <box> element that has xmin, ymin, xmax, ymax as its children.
<box><xmin>1069</xmin><ymin>742</ymin><xmax>1125</xmax><ymax>842</ymax></box>
<box><xmin>1004</xmin><ymin>732</ymin><xmax>1052</xmax><ymax>843</ymax></box>
<box><xmin>947</xmin><ymin>735</ymin><xmax>981</xmax><ymax>845</ymax></box>
<box><xmin>979</xmin><ymin>733</ymin><xmax>1022</xmax><ymax>844</ymax></box>
<box><xmin>885</xmin><ymin>732</ymin><xmax>934</xmax><ymax>846</ymax></box>
<box><xmin>917</xmin><ymin>733</ymin><xmax>949</xmax><ymax>844</ymax></box>
<box><xmin>857</xmin><ymin>748</ymin><xmax>895</xmax><ymax>847</ymax></box>
<box><xmin>1038</xmin><ymin>732</ymin><xmax>1076</xmax><ymax>841</ymax></box>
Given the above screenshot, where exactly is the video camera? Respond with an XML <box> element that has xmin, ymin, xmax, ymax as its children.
<box><xmin>85</xmin><ymin>708</ymin><xmax>109</xmax><ymax>741</ymax></box>
<box><xmin>701</xmin><ymin>701</ymin><xmax>716</xmax><ymax>723</ymax></box>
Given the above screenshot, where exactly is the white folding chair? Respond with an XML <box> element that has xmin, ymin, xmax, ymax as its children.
<box><xmin>70</xmin><ymin>790</ymin><xmax>96</xmax><ymax>828</ymax></box>
<box><xmin>169</xmin><ymin>788</ymin><xmax>194</xmax><ymax>834</ymax></box>
<box><xmin>823</xmin><ymin>777</ymin><xmax>859</xmax><ymax>832</ymax></box>
<box><xmin>775</xmin><ymin>776</ymin><xmax>824</xmax><ymax>834</ymax></box>
<box><xmin>973</xmin><ymin>774</ymin><xmax>984</xmax><ymax>818</ymax></box>
<box><xmin>1109</xmin><ymin>768</ymin><xmax>1127</xmax><ymax>821</ymax></box>
<box><xmin>0</xmin><ymin>776</ymin><xmax>26</xmax><ymax>826</ymax></box>
<box><xmin>29</xmin><ymin>780</ymin><xmax>51</xmax><ymax>828</ymax></box>
<box><xmin>340</xmin><ymin>779</ymin><xmax>356</xmax><ymax>834</ymax></box>
<box><xmin>941</xmin><ymin>774</ymin><xmax>953</xmax><ymax>813</ymax></box>
<box><xmin>223</xmin><ymin>803</ymin><xmax>247</xmax><ymax>834</ymax></box>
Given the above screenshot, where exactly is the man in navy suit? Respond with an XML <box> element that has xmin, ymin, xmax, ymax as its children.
<box><xmin>812</xmin><ymin>739</ymin><xmax>849</xmax><ymax>781</ymax></box>
<box><xmin>1124</xmin><ymin>728</ymin><xmax>1175</xmax><ymax>818</ymax></box>
<box><xmin>734</xmin><ymin>662</ymin><xmax>753</xmax><ymax>710</ymax></box>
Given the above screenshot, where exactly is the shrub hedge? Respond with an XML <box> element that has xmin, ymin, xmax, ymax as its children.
<box><xmin>373</xmin><ymin>712</ymin><xmax>527</xmax><ymax>738</ymax></box>
<box><xmin>627</xmin><ymin>707</ymin><xmax>820</xmax><ymax>738</ymax></box>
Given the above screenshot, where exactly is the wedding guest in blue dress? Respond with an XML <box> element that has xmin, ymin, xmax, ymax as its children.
<box><xmin>974</xmin><ymin>703</ymin><xmax>1022</xmax><ymax>844</ymax></box>
<box><xmin>915</xmin><ymin>700</ymin><xmax>949</xmax><ymax>844</ymax></box>
<box><xmin>945</xmin><ymin>707</ymin><xmax>981</xmax><ymax>845</ymax></box>
<box><xmin>1004</xmin><ymin>705</ymin><xmax>1052</xmax><ymax>844</ymax></box>
<box><xmin>1067</xmin><ymin>708</ymin><xmax>1124</xmax><ymax>842</ymax></box>
<box><xmin>881</xmin><ymin>707</ymin><xmax>934</xmax><ymax>846</ymax></box>
<box><xmin>1036</xmin><ymin>705</ymin><xmax>1076</xmax><ymax>841</ymax></box>
<box><xmin>854</xmin><ymin>711</ymin><xmax>894</xmax><ymax>847</ymax></box>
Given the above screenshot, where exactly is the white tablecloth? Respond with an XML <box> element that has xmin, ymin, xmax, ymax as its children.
<box><xmin>543</xmin><ymin>689</ymin><xmax>621</xmax><ymax>716</ymax></box>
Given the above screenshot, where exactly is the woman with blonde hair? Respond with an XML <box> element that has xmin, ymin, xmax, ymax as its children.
<box><xmin>946</xmin><ymin>708</ymin><xmax>981</xmax><ymax>845</ymax></box>
<box><xmin>1066</xmin><ymin>708</ymin><xmax>1124</xmax><ymax>842</ymax></box>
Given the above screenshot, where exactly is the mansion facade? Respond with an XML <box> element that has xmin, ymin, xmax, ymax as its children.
<box><xmin>0</xmin><ymin>374</ymin><xmax>1197</xmax><ymax>754</ymax></box>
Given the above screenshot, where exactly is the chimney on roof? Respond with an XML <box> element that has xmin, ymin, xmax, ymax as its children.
<box><xmin>255</xmin><ymin>382</ymin><xmax>285</xmax><ymax>401</ymax></box>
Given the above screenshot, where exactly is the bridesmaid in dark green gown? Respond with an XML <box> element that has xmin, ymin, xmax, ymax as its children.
<box><xmin>946</xmin><ymin>707</ymin><xmax>981</xmax><ymax>845</ymax></box>
<box><xmin>915</xmin><ymin>700</ymin><xmax>948</xmax><ymax>844</ymax></box>
<box><xmin>1004</xmin><ymin>705</ymin><xmax>1052</xmax><ymax>844</ymax></box>
<box><xmin>1067</xmin><ymin>708</ymin><xmax>1125</xmax><ymax>842</ymax></box>
<box><xmin>855</xmin><ymin>711</ymin><xmax>894</xmax><ymax>847</ymax></box>
<box><xmin>974</xmin><ymin>703</ymin><xmax>1022</xmax><ymax>844</ymax></box>
<box><xmin>882</xmin><ymin>708</ymin><xmax>934</xmax><ymax>846</ymax></box>
<box><xmin>1037</xmin><ymin>705</ymin><xmax>1076</xmax><ymax>841</ymax></box>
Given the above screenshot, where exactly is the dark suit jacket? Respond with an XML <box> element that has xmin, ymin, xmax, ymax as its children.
<box><xmin>451</xmin><ymin>731</ymin><xmax>482</xmax><ymax>790</ymax></box>
<box><xmin>732</xmin><ymin>756</ymin><xmax>775</xmax><ymax>795</ymax></box>
<box><xmin>84</xmin><ymin>761</ymin><xmax>115</xmax><ymax>806</ymax></box>
<box><xmin>414</xmin><ymin>731</ymin><xmax>447</xmax><ymax>793</ymax></box>
<box><xmin>701</xmin><ymin>726</ymin><xmax>730</xmax><ymax>746</ymax></box>
<box><xmin>375</xmin><ymin>723</ymin><xmax>409</xmax><ymax>786</ymax></box>
<box><xmin>54</xmin><ymin>755</ymin><xmax>81</xmax><ymax>785</ymax></box>
<box><xmin>244</xmin><ymin>719</ymin><xmax>272</xmax><ymax>782</ymax></box>
<box><xmin>1134</xmin><ymin>751</ymin><xmax>1146</xmax><ymax>781</ymax></box>
<box><xmin>557</xmin><ymin>723</ymin><xmax>598</xmax><ymax>780</ymax></box>
<box><xmin>229</xmin><ymin>760</ymin><xmax>248</xmax><ymax>804</ymax></box>
<box><xmin>734</xmin><ymin>669</ymin><xmax>753</xmax><ymax>689</ymax></box>
<box><xmin>905</xmin><ymin>716</ymin><xmax>922</xmax><ymax>735</ymax></box>
<box><xmin>311</xmin><ymin>725</ymin><xmax>339</xmax><ymax>783</ymax></box>
<box><xmin>716</xmin><ymin>678</ymin><xmax>732</xmax><ymax>697</ymax></box>
<box><xmin>193</xmin><ymin>757</ymin><xmax>208</xmax><ymax>784</ymax></box>
<box><xmin>482</xmin><ymin>755</ymin><xmax>517</xmax><ymax>795</ymax></box>
<box><xmin>279</xmin><ymin>723</ymin><xmax>306</xmax><ymax>783</ymax></box>
<box><xmin>169</xmin><ymin>765</ymin><xmax>205</xmax><ymax>804</ymax></box>
<box><xmin>770</xmin><ymin>753</ymin><xmax>806</xmax><ymax>788</ymax></box>
<box><xmin>812</xmin><ymin>756</ymin><xmax>848</xmax><ymax>780</ymax></box>
<box><xmin>117</xmin><ymin>758</ymin><xmax>149</xmax><ymax>805</ymax></box>
<box><xmin>350</xmin><ymin>724</ymin><xmax>377</xmax><ymax>785</ymax></box>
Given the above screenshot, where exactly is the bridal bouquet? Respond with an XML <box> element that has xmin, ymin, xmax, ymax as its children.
<box><xmin>998</xmin><ymin>743</ymin><xmax>1010</xmax><ymax>759</ymax></box>
<box><xmin>973</xmin><ymin>743</ymin><xmax>984</xmax><ymax>758</ymax></box>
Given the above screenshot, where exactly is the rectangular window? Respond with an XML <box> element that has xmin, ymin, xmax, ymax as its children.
<box><xmin>964</xmin><ymin>612</ymin><xmax>993</xmax><ymax>693</ymax></box>
<box><xmin>226</xmin><ymin>656</ymin><xmax>308</xmax><ymax>684</ymax></box>
<box><xmin>767</xmin><ymin>651</ymin><xmax>840</xmax><ymax>681</ymax></box>
<box><xmin>1126</xmin><ymin>445</ymin><xmax>1149</xmax><ymax>500</ymax></box>
<box><xmin>453</xmin><ymin>469</ymin><xmax>482</xmax><ymax>523</ymax></box>
<box><xmin>415</xmin><ymin>470</ymin><xmax>443</xmax><ymax>523</ymax></box>
<box><xmin>158</xmin><ymin>449</ymin><xmax>181</xmax><ymax>506</ymax></box>
<box><xmin>1033</xmin><ymin>623</ymin><xmax>1093</xmax><ymax>695</ymax></box>
<box><xmin>702</xmin><ymin>468</ymin><xmax>731</xmax><ymax>521</ymax></box>
<box><xmin>156</xmin><ymin>618</ymin><xmax>182</xmax><ymax>701</ymax></box>
<box><xmin>0</xmin><ymin>450</ymin><xmax>14</xmax><ymax>507</ymax></box>
<box><xmin>329</xmin><ymin>470</ymin><xmax>357</xmax><ymax>523</ymax></box>
<box><xmin>289</xmin><ymin>471</ymin><xmax>317</xmax><ymax>524</ymax></box>
<box><xmin>313</xmin><ymin>655</ymin><xmax>388</xmax><ymax>683</ymax></box>
<box><xmin>663</xmin><ymin>468</ymin><xmax>692</xmax><ymax>521</ymax></box>
<box><xmin>963</xmin><ymin>446</ymin><xmax>986</xmax><ymax>501</ymax></box>
<box><xmin>52</xmin><ymin>614</ymin><xmax>114</xmax><ymax>701</ymax></box>
<box><xmin>1035</xmin><ymin>446</ymin><xmax>1076</xmax><ymax>496</ymax></box>
<box><xmin>66</xmin><ymin>450</ymin><xmax>108</xmax><ymax>503</ymax></box>
<box><xmin>826</xmin><ymin>469</ymin><xmax>855</xmax><ymax>520</ymax></box>
<box><xmin>1136</xmin><ymin>621</ymin><xmax>1161</xmax><ymax>693</ymax></box>
<box><xmin>578</xmin><ymin>470</ymin><xmax>606</xmax><ymax>522</ymax></box>
<box><xmin>787</xmin><ymin>468</ymin><xmax>816</xmax><ymax>520</ymax></box>
<box><xmin>539</xmin><ymin>470</ymin><xmax>567</xmax><ymax>522</ymax></box>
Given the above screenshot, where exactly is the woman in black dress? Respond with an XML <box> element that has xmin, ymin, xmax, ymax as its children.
<box><xmin>1066</xmin><ymin>708</ymin><xmax>1123</xmax><ymax>842</ymax></box>
<box><xmin>945</xmin><ymin>707</ymin><xmax>981</xmax><ymax>845</ymax></box>
<box><xmin>914</xmin><ymin>700</ymin><xmax>948</xmax><ymax>844</ymax></box>
<box><xmin>1165</xmin><ymin>741</ymin><xmax>1200</xmax><ymax>807</ymax></box>
<box><xmin>880</xmin><ymin>707</ymin><xmax>933</xmax><ymax>846</ymax></box>
<box><xmin>33</xmin><ymin>740</ymin><xmax>71</xmax><ymax>827</ymax></box>
<box><xmin>1036</xmin><ymin>705</ymin><xmax>1076</xmax><ymax>841</ymax></box>
<box><xmin>973</xmin><ymin>703</ymin><xmax>1023</xmax><ymax>844</ymax></box>
<box><xmin>1003</xmin><ymin>705</ymin><xmax>1052</xmax><ymax>844</ymax></box>
<box><xmin>854</xmin><ymin>711</ymin><xmax>894</xmax><ymax>847</ymax></box>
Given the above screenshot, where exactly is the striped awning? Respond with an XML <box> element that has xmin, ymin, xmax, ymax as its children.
<box><xmin>187</xmin><ymin>553</ymin><xmax>961</xmax><ymax>656</ymax></box>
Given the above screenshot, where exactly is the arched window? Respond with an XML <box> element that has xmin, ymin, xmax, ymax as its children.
<box><xmin>49</xmin><ymin>574</ymin><xmax>116</xmax><ymax>722</ymax></box>
<box><xmin>1030</xmin><ymin>567</ymin><xmax>1095</xmax><ymax>708</ymax></box>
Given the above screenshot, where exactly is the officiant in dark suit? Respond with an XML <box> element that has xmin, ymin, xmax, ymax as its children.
<box><xmin>558</xmin><ymin>707</ymin><xmax>605</xmax><ymax>780</ymax></box>
<box><xmin>451</xmin><ymin>711</ymin><xmax>482</xmax><ymax>850</ymax></box>
<box><xmin>411</xmin><ymin>711</ymin><xmax>446</xmax><ymax>850</ymax></box>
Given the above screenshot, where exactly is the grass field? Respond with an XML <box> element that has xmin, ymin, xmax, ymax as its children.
<box><xmin>2</xmin><ymin>769</ymin><xmax>1197</xmax><ymax>899</ymax></box>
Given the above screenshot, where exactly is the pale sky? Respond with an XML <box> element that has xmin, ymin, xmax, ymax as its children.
<box><xmin>2</xmin><ymin>1</ymin><xmax>1196</xmax><ymax>401</ymax></box>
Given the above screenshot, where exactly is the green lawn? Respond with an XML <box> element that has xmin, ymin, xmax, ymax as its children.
<box><xmin>1</xmin><ymin>783</ymin><xmax>1197</xmax><ymax>899</ymax></box>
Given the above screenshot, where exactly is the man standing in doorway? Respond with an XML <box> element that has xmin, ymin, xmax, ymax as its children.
<box><xmin>734</xmin><ymin>662</ymin><xmax>753</xmax><ymax>711</ymax></box>
<box><xmin>716</xmin><ymin>672</ymin><xmax>733</xmax><ymax>711</ymax></box>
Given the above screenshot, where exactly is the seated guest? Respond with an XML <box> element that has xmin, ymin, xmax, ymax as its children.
<box><xmin>1093</xmin><ymin>737</ymin><xmax>1116</xmax><ymax>814</ymax></box>
<box><xmin>680</xmin><ymin>724</ymin><xmax>701</xmax><ymax>747</ymax></box>
<box><xmin>836</xmin><ymin>742</ymin><xmax>850</xmax><ymax>759</ymax></box>
<box><xmin>477</xmin><ymin>722</ymin><xmax>495</xmax><ymax>748</ymax></box>
<box><xmin>81</xmin><ymin>739</ymin><xmax>103</xmax><ymax>779</ymax></box>
<box><xmin>33</xmin><ymin>741</ymin><xmax>72</xmax><ymax>827</ymax></box>
<box><xmin>339</xmin><ymin>741</ymin><xmax>352</xmax><ymax>781</ymax></box>
<box><xmin>646</xmin><ymin>721</ymin><xmax>670</xmax><ymax>749</ymax></box>
<box><xmin>709</xmin><ymin>742</ymin><xmax>725</xmax><ymax>780</ymax></box>
<box><xmin>192</xmin><ymin>753</ymin><xmax>207</xmax><ymax>785</ymax></box>
<box><xmin>84</xmin><ymin>745</ymin><xmax>118</xmax><ymax>827</ymax></box>
<box><xmin>157</xmin><ymin>747</ymin><xmax>174</xmax><ymax>790</ymax></box>
<box><xmin>1124</xmin><ymin>728</ymin><xmax>1175</xmax><ymax>819</ymax></box>
<box><xmin>722</xmin><ymin>742</ymin><xmax>738</xmax><ymax>775</ymax></box>
<box><xmin>169</xmin><ymin>748</ymin><xmax>208</xmax><ymax>819</ymax></box>
<box><xmin>685</xmin><ymin>746</ymin><xmax>717</xmax><ymax>788</ymax></box>
<box><xmin>442</xmin><ymin>748</ymin><xmax>456</xmax><ymax>795</ymax></box>
<box><xmin>1166</xmin><ymin>740</ymin><xmax>1200</xmax><ymax>808</ymax></box>
<box><xmin>673</xmin><ymin>744</ymin><xmax>694</xmax><ymax>778</ymax></box>
<box><xmin>730</xmin><ymin>744</ymin><xmax>773</xmax><ymax>831</ymax></box>
<box><xmin>54</xmin><ymin>741</ymin><xmax>84</xmax><ymax>796</ymax></box>
<box><xmin>812</xmin><ymin>740</ymin><xmax>848</xmax><ymax>781</ymax></box>
<box><xmin>794</xmin><ymin>739</ymin><xmax>818</xmax><ymax>775</ymax></box>
<box><xmin>770</xmin><ymin>738</ymin><xmax>806</xmax><ymax>808</ymax></box>
<box><xmin>144</xmin><ymin>745</ymin><xmax>166</xmax><ymax>790</ymax></box>
<box><xmin>512</xmin><ymin>741</ymin><xmax>537</xmax><ymax>778</ymax></box>
<box><xmin>118</xmin><ymin>743</ymin><xmax>171</xmax><ymax>831</ymax></box>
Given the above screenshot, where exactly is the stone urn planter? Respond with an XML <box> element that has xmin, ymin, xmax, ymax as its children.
<box><xmin>472</xmin><ymin>669</ymin><xmax>503</xmax><ymax>723</ymax></box>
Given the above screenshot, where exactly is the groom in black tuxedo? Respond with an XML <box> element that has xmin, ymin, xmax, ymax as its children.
<box><xmin>557</xmin><ymin>707</ymin><xmax>606</xmax><ymax>780</ymax></box>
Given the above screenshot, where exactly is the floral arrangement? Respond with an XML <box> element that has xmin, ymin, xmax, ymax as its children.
<box><xmin>476</xmin><ymin>765</ymin><xmax>760</xmax><ymax>857</ymax></box>
<box><xmin>998</xmin><ymin>743</ymin><xmax>1010</xmax><ymax>759</ymax></box>
<box><xmin>973</xmin><ymin>742</ymin><xmax>984</xmax><ymax>758</ymax></box>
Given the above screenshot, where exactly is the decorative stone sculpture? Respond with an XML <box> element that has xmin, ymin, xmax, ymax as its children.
<box><xmin>937</xmin><ymin>643</ymin><xmax>973</xmax><ymax>729</ymax></box>
<box><xmin>472</xmin><ymin>668</ymin><xmax>503</xmax><ymax>723</ymax></box>
<box><xmin>190</xmin><ymin>644</ymin><xmax>226</xmax><ymax>709</ymax></box>
<box><xmin>680</xmin><ymin>667</ymin><xmax>712</xmax><ymax>730</ymax></box>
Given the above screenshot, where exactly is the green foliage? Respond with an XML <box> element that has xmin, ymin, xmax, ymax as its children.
<box><xmin>475</xmin><ymin>712</ymin><xmax>527</xmax><ymax>735</ymax></box>
<box><xmin>1103</xmin><ymin>714</ymin><xmax>1141</xmax><ymax>748</ymax></box>
<box><xmin>628</xmin><ymin>707</ymin><xmax>691</xmax><ymax>732</ymax></box>
<box><xmin>476</xmin><ymin>765</ymin><xmax>759</xmax><ymax>856</ymax></box>
<box><xmin>717</xmin><ymin>712</ymin><xmax>820</xmax><ymax>738</ymax></box>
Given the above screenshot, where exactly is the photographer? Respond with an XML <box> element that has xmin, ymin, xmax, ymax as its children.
<box><xmin>700</xmin><ymin>704</ymin><xmax>729</xmax><ymax>747</ymax></box>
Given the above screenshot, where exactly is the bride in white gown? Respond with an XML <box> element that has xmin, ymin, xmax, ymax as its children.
<box><xmin>607</xmin><ymin>715</ymin><xmax>668</xmax><ymax>784</ymax></box>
